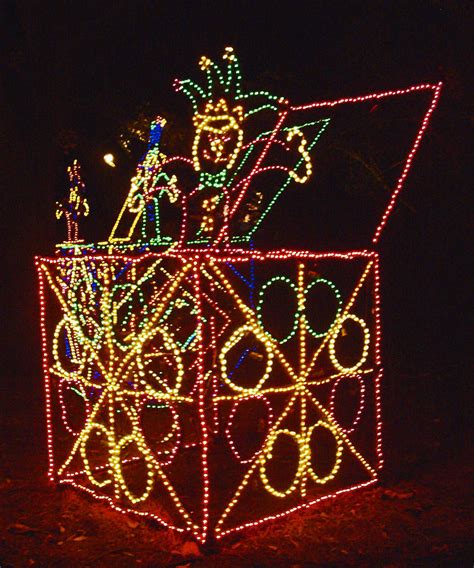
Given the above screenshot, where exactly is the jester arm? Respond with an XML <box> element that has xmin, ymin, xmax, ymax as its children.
<box><xmin>221</xmin><ymin>128</ymin><xmax>312</xmax><ymax>218</ymax></box>
<box><xmin>216</xmin><ymin>120</ymin><xmax>328</xmax><ymax>244</ymax></box>
<box><xmin>250</xmin><ymin>128</ymin><xmax>312</xmax><ymax>183</ymax></box>
<box><xmin>226</xmin><ymin>127</ymin><xmax>313</xmax><ymax>201</ymax></box>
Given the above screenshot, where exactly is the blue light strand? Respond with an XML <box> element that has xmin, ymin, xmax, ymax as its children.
<box><xmin>228</xmin><ymin>347</ymin><xmax>253</xmax><ymax>378</ymax></box>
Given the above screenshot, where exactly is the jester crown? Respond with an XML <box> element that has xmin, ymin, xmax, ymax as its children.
<box><xmin>174</xmin><ymin>46</ymin><xmax>284</xmax><ymax>121</ymax></box>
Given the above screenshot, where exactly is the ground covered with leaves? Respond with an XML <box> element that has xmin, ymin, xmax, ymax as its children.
<box><xmin>1</xmin><ymin>378</ymin><xmax>472</xmax><ymax>567</ymax></box>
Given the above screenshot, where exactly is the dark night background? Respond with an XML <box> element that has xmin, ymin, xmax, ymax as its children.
<box><xmin>1</xmin><ymin>1</ymin><xmax>472</xmax><ymax>565</ymax></box>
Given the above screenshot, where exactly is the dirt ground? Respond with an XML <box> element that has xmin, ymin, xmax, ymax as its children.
<box><xmin>1</xmin><ymin>380</ymin><xmax>472</xmax><ymax>568</ymax></box>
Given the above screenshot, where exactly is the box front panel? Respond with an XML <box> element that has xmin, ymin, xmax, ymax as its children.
<box><xmin>197</xmin><ymin>251</ymin><xmax>383</xmax><ymax>537</ymax></box>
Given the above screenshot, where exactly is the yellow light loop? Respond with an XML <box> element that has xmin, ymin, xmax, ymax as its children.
<box><xmin>305</xmin><ymin>420</ymin><xmax>344</xmax><ymax>484</ymax></box>
<box><xmin>134</xmin><ymin>325</ymin><xmax>184</xmax><ymax>395</ymax></box>
<box><xmin>329</xmin><ymin>314</ymin><xmax>370</xmax><ymax>373</ymax></box>
<box><xmin>80</xmin><ymin>423</ymin><xmax>113</xmax><ymax>488</ymax></box>
<box><xmin>259</xmin><ymin>429</ymin><xmax>304</xmax><ymax>497</ymax></box>
<box><xmin>286</xmin><ymin>127</ymin><xmax>312</xmax><ymax>183</ymax></box>
<box><xmin>110</xmin><ymin>433</ymin><xmax>155</xmax><ymax>504</ymax></box>
<box><xmin>219</xmin><ymin>324</ymin><xmax>274</xmax><ymax>394</ymax></box>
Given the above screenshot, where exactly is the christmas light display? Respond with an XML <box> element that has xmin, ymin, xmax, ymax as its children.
<box><xmin>37</xmin><ymin>47</ymin><xmax>441</xmax><ymax>543</ymax></box>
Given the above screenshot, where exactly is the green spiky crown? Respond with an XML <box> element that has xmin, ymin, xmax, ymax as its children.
<box><xmin>174</xmin><ymin>47</ymin><xmax>283</xmax><ymax>118</ymax></box>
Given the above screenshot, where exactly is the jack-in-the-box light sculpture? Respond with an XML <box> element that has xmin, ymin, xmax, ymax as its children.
<box><xmin>36</xmin><ymin>48</ymin><xmax>441</xmax><ymax>543</ymax></box>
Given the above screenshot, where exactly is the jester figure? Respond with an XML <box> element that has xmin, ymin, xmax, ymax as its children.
<box><xmin>56</xmin><ymin>159</ymin><xmax>90</xmax><ymax>243</ymax></box>
<box><xmin>109</xmin><ymin>47</ymin><xmax>329</xmax><ymax>249</ymax></box>
<box><xmin>174</xmin><ymin>47</ymin><xmax>322</xmax><ymax>247</ymax></box>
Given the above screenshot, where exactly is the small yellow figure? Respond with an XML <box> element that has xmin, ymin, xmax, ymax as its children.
<box><xmin>56</xmin><ymin>159</ymin><xmax>90</xmax><ymax>243</ymax></box>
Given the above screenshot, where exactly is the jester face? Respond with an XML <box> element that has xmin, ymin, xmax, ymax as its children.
<box><xmin>192</xmin><ymin>99</ymin><xmax>244</xmax><ymax>172</ymax></box>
